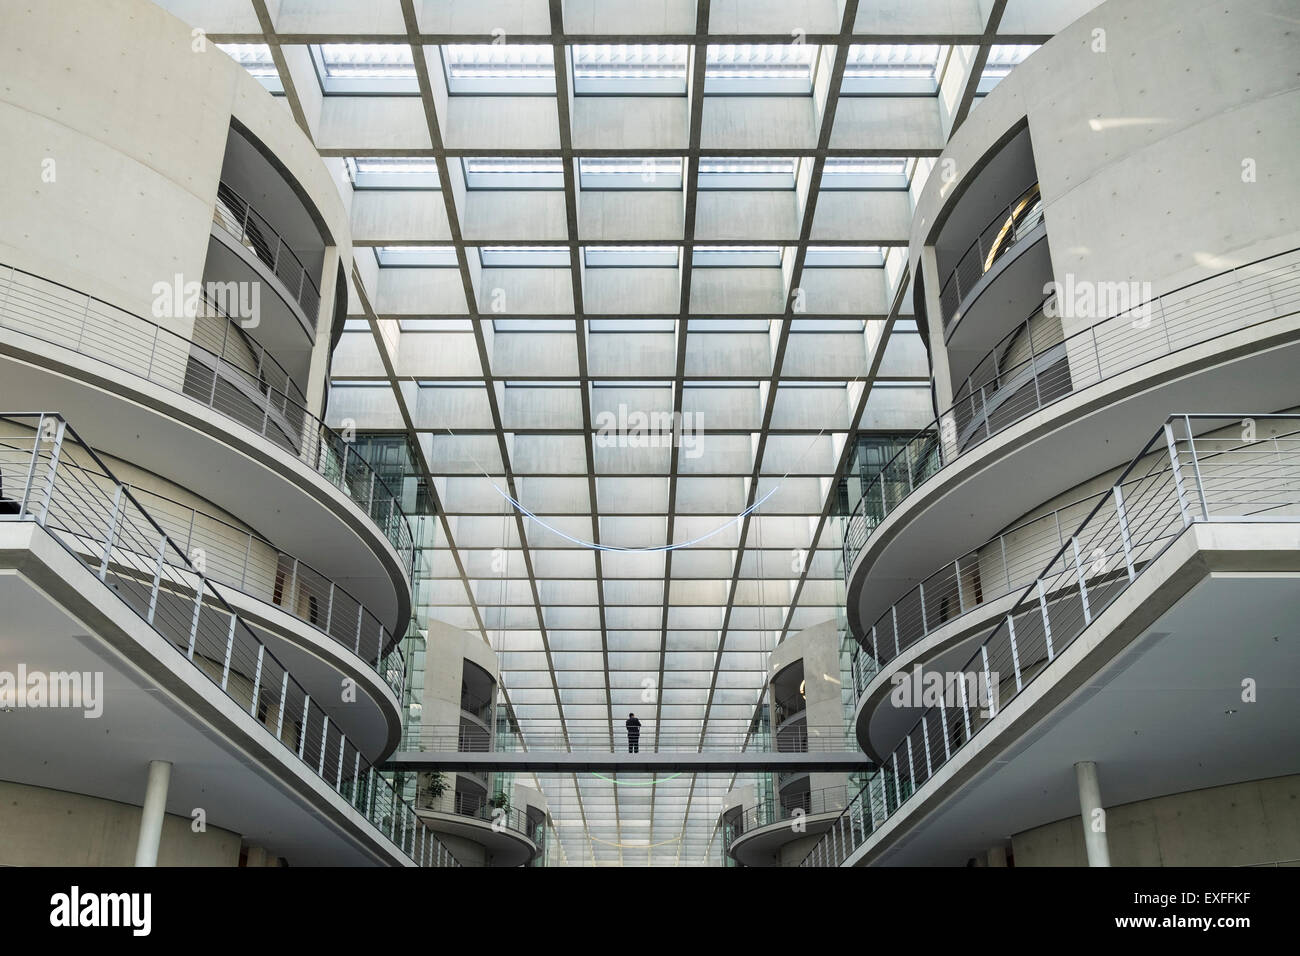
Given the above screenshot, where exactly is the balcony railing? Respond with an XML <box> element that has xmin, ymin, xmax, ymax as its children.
<box><xmin>443</xmin><ymin>791</ymin><xmax>545</xmax><ymax>844</ymax></box>
<box><xmin>459</xmin><ymin>687</ymin><xmax>494</xmax><ymax>724</ymax></box>
<box><xmin>841</xmin><ymin>248</ymin><xmax>1300</xmax><ymax>582</ymax></box>
<box><xmin>850</xmin><ymin>488</ymin><xmax>1110</xmax><ymax>699</ymax></box>
<box><xmin>213</xmin><ymin>180</ymin><xmax>322</xmax><ymax>326</ymax></box>
<box><xmin>400</xmin><ymin>721</ymin><xmax>859</xmax><ymax>754</ymax></box>
<box><xmin>805</xmin><ymin>414</ymin><xmax>1300</xmax><ymax>867</ymax></box>
<box><xmin>0</xmin><ymin>262</ymin><xmax>415</xmax><ymax>578</ymax></box>
<box><xmin>0</xmin><ymin>413</ymin><xmax>455</xmax><ymax>867</ymax></box>
<box><xmin>730</xmin><ymin>785</ymin><xmax>851</xmax><ymax>839</ymax></box>
<box><xmin>939</xmin><ymin>181</ymin><xmax>1045</xmax><ymax>328</ymax></box>
<box><xmin>126</xmin><ymin>486</ymin><xmax>404</xmax><ymax>698</ymax></box>
<box><xmin>773</xmin><ymin>692</ymin><xmax>807</xmax><ymax>727</ymax></box>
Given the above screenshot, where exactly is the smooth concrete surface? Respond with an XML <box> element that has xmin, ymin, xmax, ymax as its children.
<box><xmin>0</xmin><ymin>779</ymin><xmax>242</xmax><ymax>867</ymax></box>
<box><xmin>133</xmin><ymin>760</ymin><xmax>174</xmax><ymax>867</ymax></box>
<box><xmin>1013</xmin><ymin>774</ymin><xmax>1300</xmax><ymax>867</ymax></box>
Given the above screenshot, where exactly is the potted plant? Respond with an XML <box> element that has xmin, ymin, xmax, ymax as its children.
<box><xmin>418</xmin><ymin>771</ymin><xmax>447</xmax><ymax>809</ymax></box>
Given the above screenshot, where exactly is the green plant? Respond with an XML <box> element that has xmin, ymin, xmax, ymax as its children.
<box><xmin>419</xmin><ymin>771</ymin><xmax>447</xmax><ymax>808</ymax></box>
<box><xmin>489</xmin><ymin>790</ymin><xmax>512</xmax><ymax>814</ymax></box>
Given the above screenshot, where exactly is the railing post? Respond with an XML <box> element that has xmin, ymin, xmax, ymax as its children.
<box><xmin>220</xmin><ymin>613</ymin><xmax>236</xmax><ymax>689</ymax></box>
<box><xmin>891</xmin><ymin>605</ymin><xmax>901</xmax><ymax>659</ymax></box>
<box><xmin>921</xmin><ymin>713</ymin><xmax>934</xmax><ymax>778</ymax></box>
<box><xmin>1006</xmin><ymin>613</ymin><xmax>1023</xmax><ymax>692</ymax></box>
<box><xmin>249</xmin><ymin>643</ymin><xmax>264</xmax><ymax>717</ymax></box>
<box><xmin>240</xmin><ymin>533</ymin><xmax>252</xmax><ymax>590</ymax></box>
<box><xmin>1113</xmin><ymin>485</ymin><xmax>1136</xmax><ymax>581</ymax></box>
<box><xmin>336</xmin><ymin>745</ymin><xmax>345</xmax><ymax>790</ymax></box>
<box><xmin>954</xmin><ymin>557</ymin><xmax>965</xmax><ymax>613</ymax></box>
<box><xmin>957</xmin><ymin>667</ymin><xmax>972</xmax><ymax>740</ymax></box>
<box><xmin>1164</xmin><ymin>422</ymin><xmax>1192</xmax><ymax>527</ymax></box>
<box><xmin>147</xmin><ymin>534</ymin><xmax>167</xmax><ymax>624</ymax></box>
<box><xmin>352</xmin><ymin>752</ymin><xmax>361</xmax><ymax>805</ymax></box>
<box><xmin>1184</xmin><ymin>415</ymin><xmax>1211</xmax><ymax>520</ymax></box>
<box><xmin>1037</xmin><ymin>578</ymin><xmax>1055</xmax><ymax>661</ymax></box>
<box><xmin>15</xmin><ymin>414</ymin><xmax>45</xmax><ymax>519</ymax></box>
<box><xmin>905</xmin><ymin>735</ymin><xmax>917</xmax><ymax>788</ymax></box>
<box><xmin>38</xmin><ymin>420</ymin><xmax>66</xmax><ymax>525</ymax></box>
<box><xmin>902</xmin><ymin>440</ymin><xmax>914</xmax><ymax>492</ymax></box>
<box><xmin>187</xmin><ymin>580</ymin><xmax>204</xmax><ymax>660</ymax></box>
<box><xmin>298</xmin><ymin>695</ymin><xmax>311</xmax><ymax>758</ymax></box>
<box><xmin>275</xmin><ymin>671</ymin><xmax>289</xmax><ymax>740</ymax></box>
<box><xmin>324</xmin><ymin>582</ymin><xmax>335</xmax><ymax>634</ymax></box>
<box><xmin>355</xmin><ymin>604</ymin><xmax>365</xmax><ymax>654</ymax></box>
<box><xmin>918</xmin><ymin>580</ymin><xmax>928</xmax><ymax>635</ymax></box>
<box><xmin>318</xmin><ymin>715</ymin><xmax>330</xmax><ymax>775</ymax></box>
<box><xmin>1070</xmin><ymin>535</ymin><xmax>1092</xmax><ymax>625</ymax></box>
<box><xmin>981</xmin><ymin>643</ymin><xmax>995</xmax><ymax>718</ymax></box>
<box><xmin>99</xmin><ymin>483</ymin><xmax>124</xmax><ymax>581</ymax></box>
<box><xmin>938</xmin><ymin>682</ymin><xmax>951</xmax><ymax>760</ymax></box>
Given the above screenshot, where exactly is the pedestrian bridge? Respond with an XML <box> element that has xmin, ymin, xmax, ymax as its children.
<box><xmin>382</xmin><ymin>724</ymin><xmax>873</xmax><ymax>774</ymax></box>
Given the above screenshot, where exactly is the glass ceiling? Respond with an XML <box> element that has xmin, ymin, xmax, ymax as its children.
<box><xmin>172</xmin><ymin>0</ymin><xmax>1093</xmax><ymax>867</ymax></box>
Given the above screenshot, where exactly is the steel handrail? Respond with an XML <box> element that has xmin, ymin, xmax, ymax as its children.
<box><xmin>0</xmin><ymin>262</ymin><xmax>415</xmax><ymax>578</ymax></box>
<box><xmin>0</xmin><ymin>412</ymin><xmax>455</xmax><ymax>867</ymax></box>
<box><xmin>398</xmin><ymin>722</ymin><xmax>859</xmax><ymax>754</ymax></box>
<box><xmin>804</xmin><ymin>414</ymin><xmax>1300</xmax><ymax>867</ymax></box>
<box><xmin>839</xmin><ymin>248</ymin><xmax>1300</xmax><ymax>589</ymax></box>
<box><xmin>213</xmin><ymin>180</ymin><xmax>321</xmax><ymax>326</ymax></box>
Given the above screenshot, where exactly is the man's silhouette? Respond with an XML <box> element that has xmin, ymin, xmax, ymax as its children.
<box><xmin>626</xmin><ymin>712</ymin><xmax>641</xmax><ymax>753</ymax></box>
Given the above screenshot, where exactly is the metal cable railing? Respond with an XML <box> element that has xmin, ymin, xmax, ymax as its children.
<box><xmin>0</xmin><ymin>413</ymin><xmax>455</xmax><ymax>867</ymax></box>
<box><xmin>399</xmin><ymin>721</ymin><xmax>859</xmax><ymax>754</ymax></box>
<box><xmin>459</xmin><ymin>687</ymin><xmax>494</xmax><ymax>724</ymax></box>
<box><xmin>730</xmin><ymin>784</ymin><xmax>851</xmax><ymax>839</ymax></box>
<box><xmin>0</xmin><ymin>262</ymin><xmax>415</xmax><ymax>578</ymax></box>
<box><xmin>939</xmin><ymin>181</ymin><xmax>1044</xmax><ymax>327</ymax></box>
<box><xmin>850</xmin><ymin>488</ymin><xmax>1110</xmax><ymax>699</ymax></box>
<box><xmin>213</xmin><ymin>181</ymin><xmax>321</xmax><ymax>325</ymax></box>
<box><xmin>427</xmin><ymin>790</ymin><xmax>545</xmax><ymax>844</ymax></box>
<box><xmin>841</xmin><ymin>248</ymin><xmax>1300</xmax><ymax>582</ymax></box>
<box><xmin>123</xmin><ymin>485</ymin><xmax>404</xmax><ymax>698</ymax></box>
<box><xmin>805</xmin><ymin>414</ymin><xmax>1300</xmax><ymax>867</ymax></box>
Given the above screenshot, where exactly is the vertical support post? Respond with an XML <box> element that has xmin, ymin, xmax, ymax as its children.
<box><xmin>99</xmin><ymin>484</ymin><xmax>124</xmax><ymax>580</ymax></box>
<box><xmin>220</xmin><ymin>613</ymin><xmax>236</xmax><ymax>690</ymax></box>
<box><xmin>275</xmin><ymin>671</ymin><xmax>289</xmax><ymax>740</ymax></box>
<box><xmin>1113</xmin><ymin>485</ymin><xmax>1136</xmax><ymax>581</ymax></box>
<box><xmin>324</xmin><ymin>582</ymin><xmax>335</xmax><ymax>633</ymax></box>
<box><xmin>921</xmin><ymin>713</ymin><xmax>934</xmax><ymax>777</ymax></box>
<box><xmin>1184</xmin><ymin>415</ymin><xmax>1211</xmax><ymax>520</ymax></box>
<box><xmin>1037</xmin><ymin>578</ymin><xmax>1055</xmax><ymax>661</ymax></box>
<box><xmin>38</xmin><ymin>420</ymin><xmax>66</xmax><ymax>524</ymax></box>
<box><xmin>318</xmin><ymin>716</ymin><xmax>330</xmax><ymax>775</ymax></box>
<box><xmin>891</xmin><ymin>604</ymin><xmax>901</xmax><ymax>659</ymax></box>
<box><xmin>147</xmin><ymin>534</ymin><xmax>167</xmax><ymax>625</ymax></box>
<box><xmin>954</xmin><ymin>557</ymin><xmax>965</xmax><ymax>613</ymax></box>
<box><xmin>938</xmin><ymin>683</ymin><xmax>951</xmax><ymax>760</ymax></box>
<box><xmin>1006</xmin><ymin>613</ymin><xmax>1023</xmax><ymax>692</ymax></box>
<box><xmin>16</xmin><ymin>414</ymin><xmax>46</xmax><ymax>520</ymax></box>
<box><xmin>918</xmin><ymin>580</ymin><xmax>928</xmax><ymax>635</ymax></box>
<box><xmin>1075</xmin><ymin>761</ymin><xmax>1112</xmax><ymax>867</ymax></box>
<box><xmin>133</xmin><ymin>760</ymin><xmax>172</xmax><ymax>867</ymax></box>
<box><xmin>1164</xmin><ymin>422</ymin><xmax>1192</xmax><ymax>527</ymax></box>
<box><xmin>1070</xmin><ymin>536</ymin><xmax>1092</xmax><ymax>625</ymax></box>
<box><xmin>981</xmin><ymin>643</ymin><xmax>995</xmax><ymax>718</ymax></box>
<box><xmin>187</xmin><ymin>580</ymin><xmax>205</xmax><ymax>660</ymax></box>
<box><xmin>355</xmin><ymin>604</ymin><xmax>365</xmax><ymax>654</ymax></box>
<box><xmin>957</xmin><ymin>669</ymin><xmax>972</xmax><ymax>740</ymax></box>
<box><xmin>298</xmin><ymin>695</ymin><xmax>311</xmax><ymax>758</ymax></box>
<box><xmin>249</xmin><ymin>643</ymin><xmax>264</xmax><ymax>718</ymax></box>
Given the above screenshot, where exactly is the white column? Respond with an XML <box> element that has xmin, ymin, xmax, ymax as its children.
<box><xmin>134</xmin><ymin>760</ymin><xmax>172</xmax><ymax>867</ymax></box>
<box><xmin>1074</xmin><ymin>761</ymin><xmax>1111</xmax><ymax>867</ymax></box>
<box><xmin>987</xmin><ymin>845</ymin><xmax>1008</xmax><ymax>867</ymax></box>
<box><xmin>245</xmin><ymin>846</ymin><xmax>268</xmax><ymax>868</ymax></box>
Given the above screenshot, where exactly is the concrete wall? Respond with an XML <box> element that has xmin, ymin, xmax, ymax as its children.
<box><xmin>0</xmin><ymin>779</ymin><xmax>242</xmax><ymax>866</ymax></box>
<box><xmin>1012</xmin><ymin>773</ymin><xmax>1300</xmax><ymax>867</ymax></box>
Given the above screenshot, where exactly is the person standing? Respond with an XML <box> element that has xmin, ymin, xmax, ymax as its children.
<box><xmin>626</xmin><ymin>712</ymin><xmax>642</xmax><ymax>753</ymax></box>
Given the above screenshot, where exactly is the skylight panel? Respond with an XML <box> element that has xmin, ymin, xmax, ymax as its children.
<box><xmin>705</xmin><ymin>44</ymin><xmax>820</xmax><ymax>94</ymax></box>
<box><xmin>803</xmin><ymin>246</ymin><xmax>886</xmax><ymax>267</ymax></box>
<box><xmin>346</xmin><ymin>157</ymin><xmax>440</xmax><ymax>189</ymax></box>
<box><xmin>583</xmin><ymin>246</ymin><xmax>680</xmax><ymax>268</ymax></box>
<box><xmin>571</xmin><ymin>44</ymin><xmax>689</xmax><ymax>94</ymax></box>
<box><xmin>216</xmin><ymin>43</ymin><xmax>282</xmax><ymax>92</ymax></box>
<box><xmin>479</xmin><ymin>246</ymin><xmax>571</xmax><ymax>267</ymax></box>
<box><xmin>443</xmin><ymin>44</ymin><xmax>556</xmax><ymax>94</ymax></box>
<box><xmin>464</xmin><ymin>157</ymin><xmax>565</xmax><ymax>189</ymax></box>
<box><xmin>375</xmin><ymin>246</ymin><xmax>459</xmax><ymax>267</ymax></box>
<box><xmin>692</xmin><ymin>246</ymin><xmax>783</xmax><ymax>267</ymax></box>
<box><xmin>842</xmin><ymin>44</ymin><xmax>945</xmax><ymax>93</ymax></box>
<box><xmin>820</xmin><ymin>157</ymin><xmax>911</xmax><ymax>190</ymax></box>
<box><xmin>698</xmin><ymin>158</ymin><xmax>797</xmax><ymax>190</ymax></box>
<box><xmin>313</xmin><ymin>44</ymin><xmax>418</xmax><ymax>93</ymax></box>
<box><xmin>578</xmin><ymin>157</ymin><xmax>683</xmax><ymax>190</ymax></box>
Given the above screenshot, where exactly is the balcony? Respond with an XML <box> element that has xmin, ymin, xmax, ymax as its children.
<box><xmin>839</xmin><ymin>249</ymin><xmax>1300</xmax><ymax>600</ymax></box>
<box><xmin>0</xmin><ymin>413</ymin><xmax>456</xmax><ymax>867</ymax></box>
<box><xmin>0</xmin><ymin>262</ymin><xmax>415</xmax><ymax>590</ymax></box>
<box><xmin>806</xmin><ymin>414</ymin><xmax>1300</xmax><ymax>866</ymax></box>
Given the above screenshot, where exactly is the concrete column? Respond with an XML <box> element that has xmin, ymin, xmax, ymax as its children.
<box><xmin>919</xmin><ymin>245</ymin><xmax>955</xmax><ymax>412</ymax></box>
<box><xmin>987</xmin><ymin>844</ymin><xmax>1008</xmax><ymax>867</ymax></box>
<box><xmin>1075</xmin><ymin>761</ymin><xmax>1111</xmax><ymax>867</ymax></box>
<box><xmin>245</xmin><ymin>845</ymin><xmax>267</xmax><ymax>867</ymax></box>
<box><xmin>133</xmin><ymin>760</ymin><xmax>172</xmax><ymax>867</ymax></box>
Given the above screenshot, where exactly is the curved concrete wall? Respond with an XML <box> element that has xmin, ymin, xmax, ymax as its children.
<box><xmin>0</xmin><ymin>779</ymin><xmax>241</xmax><ymax>867</ymax></box>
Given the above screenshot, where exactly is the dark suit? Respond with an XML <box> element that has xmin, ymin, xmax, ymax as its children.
<box><xmin>626</xmin><ymin>717</ymin><xmax>641</xmax><ymax>753</ymax></box>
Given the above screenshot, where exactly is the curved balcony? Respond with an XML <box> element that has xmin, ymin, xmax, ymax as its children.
<box><xmin>726</xmin><ymin>785</ymin><xmax>850</xmax><ymax>866</ymax></box>
<box><xmin>0</xmin><ymin>262</ymin><xmax>415</xmax><ymax>621</ymax></box>
<box><xmin>128</xmin><ymin>486</ymin><xmax>405</xmax><ymax>699</ymax></box>
<box><xmin>212</xmin><ymin>180</ymin><xmax>321</xmax><ymax>331</ymax></box>
<box><xmin>0</xmin><ymin>413</ymin><xmax>457</xmax><ymax>867</ymax></box>
<box><xmin>413</xmin><ymin>789</ymin><xmax>543</xmax><ymax>867</ymax></box>
<box><xmin>938</xmin><ymin>182</ymin><xmax>1045</xmax><ymax>332</ymax></box>
<box><xmin>805</xmin><ymin>414</ymin><xmax>1300</xmax><ymax>867</ymax></box>
<box><xmin>841</xmin><ymin>249</ymin><xmax>1300</xmax><ymax>630</ymax></box>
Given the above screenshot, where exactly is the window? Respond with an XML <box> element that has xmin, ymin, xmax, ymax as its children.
<box><xmin>820</xmin><ymin>158</ymin><xmax>912</xmax><ymax>190</ymax></box>
<box><xmin>463</xmin><ymin>158</ymin><xmax>564</xmax><ymax>189</ymax></box>
<box><xmin>216</xmin><ymin>43</ymin><xmax>282</xmax><ymax>92</ymax></box>
<box><xmin>443</xmin><ymin>44</ymin><xmax>555</xmax><ymax>94</ymax></box>
<box><xmin>313</xmin><ymin>44</ymin><xmax>419</xmax><ymax>94</ymax></box>
<box><xmin>698</xmin><ymin>158</ymin><xmax>798</xmax><ymax>190</ymax></box>
<box><xmin>705</xmin><ymin>44</ymin><xmax>821</xmax><ymax>94</ymax></box>
<box><xmin>571</xmin><ymin>44</ymin><xmax>689</xmax><ymax>94</ymax></box>
<box><xmin>346</xmin><ymin>158</ymin><xmax>440</xmax><ymax>189</ymax></box>
<box><xmin>578</xmin><ymin>158</ymin><xmax>683</xmax><ymax>190</ymax></box>
<box><xmin>842</xmin><ymin>44</ymin><xmax>945</xmax><ymax>94</ymax></box>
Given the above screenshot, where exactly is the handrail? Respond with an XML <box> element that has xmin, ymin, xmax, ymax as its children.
<box><xmin>939</xmin><ymin>181</ymin><xmax>1044</xmax><ymax>328</ymax></box>
<box><xmin>122</xmin><ymin>483</ymin><xmax>405</xmax><ymax>697</ymax></box>
<box><xmin>840</xmin><ymin>248</ymin><xmax>1300</xmax><ymax>587</ymax></box>
<box><xmin>459</xmin><ymin>687</ymin><xmax>494</xmax><ymax>723</ymax></box>
<box><xmin>849</xmin><ymin>487</ymin><xmax>1110</xmax><ymax>698</ymax></box>
<box><xmin>399</xmin><ymin>722</ymin><xmax>859</xmax><ymax>754</ymax></box>
<box><xmin>727</xmin><ymin>784</ymin><xmax>851</xmax><ymax>841</ymax></box>
<box><xmin>0</xmin><ymin>262</ymin><xmax>415</xmax><ymax>580</ymax></box>
<box><xmin>213</xmin><ymin>180</ymin><xmax>321</xmax><ymax>326</ymax></box>
<box><xmin>0</xmin><ymin>413</ymin><xmax>455</xmax><ymax>867</ymax></box>
<box><xmin>433</xmin><ymin>790</ymin><xmax>545</xmax><ymax>844</ymax></box>
<box><xmin>804</xmin><ymin>413</ymin><xmax>1300</xmax><ymax>867</ymax></box>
